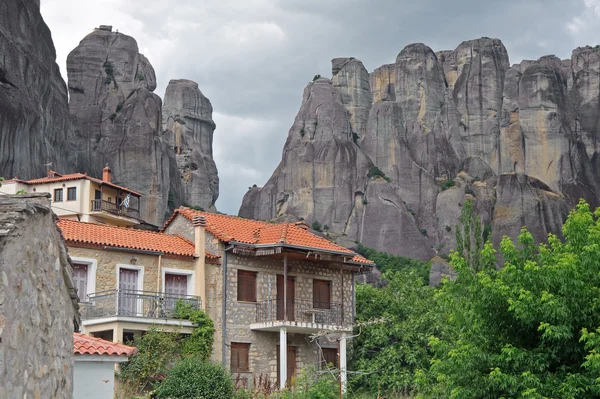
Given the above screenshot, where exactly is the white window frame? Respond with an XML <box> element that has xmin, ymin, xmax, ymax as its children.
<box><xmin>70</xmin><ymin>256</ymin><xmax>97</xmax><ymax>301</ymax></box>
<box><xmin>161</xmin><ymin>267</ymin><xmax>195</xmax><ymax>296</ymax></box>
<box><xmin>116</xmin><ymin>264</ymin><xmax>145</xmax><ymax>316</ymax></box>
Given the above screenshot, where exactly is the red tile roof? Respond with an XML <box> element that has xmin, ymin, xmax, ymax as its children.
<box><xmin>164</xmin><ymin>208</ymin><xmax>373</xmax><ymax>265</ymax></box>
<box><xmin>58</xmin><ymin>219</ymin><xmax>220</xmax><ymax>262</ymax></box>
<box><xmin>74</xmin><ymin>332</ymin><xmax>136</xmax><ymax>356</ymax></box>
<box><xmin>14</xmin><ymin>170</ymin><xmax>142</xmax><ymax>196</ymax></box>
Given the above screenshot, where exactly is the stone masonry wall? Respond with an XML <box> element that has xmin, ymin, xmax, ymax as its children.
<box><xmin>66</xmin><ymin>246</ymin><xmax>195</xmax><ymax>293</ymax></box>
<box><xmin>0</xmin><ymin>194</ymin><xmax>78</xmax><ymax>398</ymax></box>
<box><xmin>224</xmin><ymin>254</ymin><xmax>354</xmax><ymax>381</ymax></box>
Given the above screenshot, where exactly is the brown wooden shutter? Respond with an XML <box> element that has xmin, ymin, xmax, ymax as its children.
<box><xmin>313</xmin><ymin>279</ymin><xmax>331</xmax><ymax>309</ymax></box>
<box><xmin>237</xmin><ymin>270</ymin><xmax>257</xmax><ymax>302</ymax></box>
<box><xmin>322</xmin><ymin>348</ymin><xmax>338</xmax><ymax>368</ymax></box>
<box><xmin>231</xmin><ymin>343</ymin><xmax>250</xmax><ymax>372</ymax></box>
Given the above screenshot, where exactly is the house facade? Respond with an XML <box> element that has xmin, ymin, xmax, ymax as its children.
<box><xmin>2</xmin><ymin>166</ymin><xmax>142</xmax><ymax>227</ymax></box>
<box><xmin>73</xmin><ymin>333</ymin><xmax>136</xmax><ymax>399</ymax></box>
<box><xmin>163</xmin><ymin>208</ymin><xmax>374</xmax><ymax>389</ymax></box>
<box><xmin>58</xmin><ymin>219</ymin><xmax>220</xmax><ymax>343</ymax></box>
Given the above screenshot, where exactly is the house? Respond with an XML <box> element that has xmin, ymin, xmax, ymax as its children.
<box><xmin>2</xmin><ymin>166</ymin><xmax>142</xmax><ymax>227</ymax></box>
<box><xmin>0</xmin><ymin>194</ymin><xmax>80</xmax><ymax>398</ymax></box>
<box><xmin>57</xmin><ymin>218</ymin><xmax>220</xmax><ymax>343</ymax></box>
<box><xmin>73</xmin><ymin>332</ymin><xmax>136</xmax><ymax>399</ymax></box>
<box><xmin>162</xmin><ymin>208</ymin><xmax>374</xmax><ymax>389</ymax></box>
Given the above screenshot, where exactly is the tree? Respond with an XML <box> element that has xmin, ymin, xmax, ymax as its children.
<box><xmin>417</xmin><ymin>200</ymin><xmax>600</xmax><ymax>398</ymax></box>
<box><xmin>455</xmin><ymin>199</ymin><xmax>484</xmax><ymax>271</ymax></box>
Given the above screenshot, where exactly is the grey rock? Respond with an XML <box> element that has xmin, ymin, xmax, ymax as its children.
<box><xmin>332</xmin><ymin>58</ymin><xmax>372</xmax><ymax>139</ymax></box>
<box><xmin>429</xmin><ymin>256</ymin><xmax>456</xmax><ymax>286</ymax></box>
<box><xmin>0</xmin><ymin>0</ymin><xmax>72</xmax><ymax>180</ymax></box>
<box><xmin>66</xmin><ymin>28</ymin><xmax>171</xmax><ymax>225</ymax></box>
<box><xmin>162</xmin><ymin>79</ymin><xmax>219</xmax><ymax>210</ymax></box>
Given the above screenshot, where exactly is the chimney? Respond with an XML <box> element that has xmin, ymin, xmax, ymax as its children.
<box><xmin>103</xmin><ymin>164</ymin><xmax>112</xmax><ymax>183</ymax></box>
<box><xmin>192</xmin><ymin>215</ymin><xmax>207</xmax><ymax>310</ymax></box>
<box><xmin>193</xmin><ymin>215</ymin><xmax>207</xmax><ymax>258</ymax></box>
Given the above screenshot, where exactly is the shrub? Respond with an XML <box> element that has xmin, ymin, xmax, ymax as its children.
<box><xmin>300</xmin><ymin>128</ymin><xmax>305</xmax><ymax>137</ymax></box>
<box><xmin>445</xmin><ymin>225</ymin><xmax>452</xmax><ymax>233</ymax></box>
<box><xmin>172</xmin><ymin>300</ymin><xmax>214</xmax><ymax>361</ymax></box>
<box><xmin>311</xmin><ymin>221</ymin><xmax>322</xmax><ymax>232</ymax></box>
<box><xmin>352</xmin><ymin>131</ymin><xmax>360</xmax><ymax>145</ymax></box>
<box><xmin>367</xmin><ymin>165</ymin><xmax>385</xmax><ymax>179</ymax></box>
<box><xmin>312</xmin><ymin>74</ymin><xmax>321</xmax><ymax>81</ymax></box>
<box><xmin>464</xmin><ymin>187</ymin><xmax>476</xmax><ymax>196</ymax></box>
<box><xmin>155</xmin><ymin>358</ymin><xmax>234</xmax><ymax>399</ymax></box>
<box><xmin>420</xmin><ymin>228</ymin><xmax>428</xmax><ymax>236</ymax></box>
<box><xmin>483</xmin><ymin>223</ymin><xmax>492</xmax><ymax>242</ymax></box>
<box><xmin>440</xmin><ymin>179</ymin><xmax>455</xmax><ymax>191</ymax></box>
<box><xmin>16</xmin><ymin>189</ymin><xmax>27</xmax><ymax>194</ymax></box>
<box><xmin>407</xmin><ymin>208</ymin><xmax>415</xmax><ymax>216</ymax></box>
<box><xmin>362</xmin><ymin>198</ymin><xmax>368</xmax><ymax>205</ymax></box>
<box><xmin>116</xmin><ymin>102</ymin><xmax>123</xmax><ymax>112</ymax></box>
<box><xmin>109</xmin><ymin>113</ymin><xmax>117</xmax><ymax>121</ymax></box>
<box><xmin>136</xmin><ymin>72</ymin><xmax>145</xmax><ymax>81</ymax></box>
<box><xmin>323</xmin><ymin>224</ymin><xmax>329</xmax><ymax>231</ymax></box>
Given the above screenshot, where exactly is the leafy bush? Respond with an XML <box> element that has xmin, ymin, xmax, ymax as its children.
<box><xmin>103</xmin><ymin>60</ymin><xmax>115</xmax><ymax>85</ymax></box>
<box><xmin>281</xmin><ymin>367</ymin><xmax>339</xmax><ymax>399</ymax></box>
<box><xmin>155</xmin><ymin>357</ymin><xmax>234</xmax><ymax>399</ymax></box>
<box><xmin>109</xmin><ymin>113</ymin><xmax>117</xmax><ymax>121</ymax></box>
<box><xmin>362</xmin><ymin>198</ymin><xmax>368</xmax><ymax>205</ymax></box>
<box><xmin>116</xmin><ymin>102</ymin><xmax>123</xmax><ymax>112</ymax></box>
<box><xmin>367</xmin><ymin>165</ymin><xmax>390</xmax><ymax>182</ymax></box>
<box><xmin>313</xmin><ymin>74</ymin><xmax>321</xmax><ymax>81</ymax></box>
<box><xmin>420</xmin><ymin>228</ymin><xmax>428</xmax><ymax>236</ymax></box>
<box><xmin>172</xmin><ymin>300</ymin><xmax>214</xmax><ymax>361</ymax></box>
<box><xmin>300</xmin><ymin>128</ymin><xmax>305</xmax><ymax>137</ymax></box>
<box><xmin>440</xmin><ymin>179</ymin><xmax>455</xmax><ymax>190</ymax></box>
<box><xmin>356</xmin><ymin>244</ymin><xmax>429</xmax><ymax>280</ymax></box>
<box><xmin>311</xmin><ymin>220</ymin><xmax>322</xmax><ymax>232</ymax></box>
<box><xmin>464</xmin><ymin>187</ymin><xmax>476</xmax><ymax>196</ymax></box>
<box><xmin>136</xmin><ymin>72</ymin><xmax>145</xmax><ymax>81</ymax></box>
<box><xmin>352</xmin><ymin>131</ymin><xmax>360</xmax><ymax>145</ymax></box>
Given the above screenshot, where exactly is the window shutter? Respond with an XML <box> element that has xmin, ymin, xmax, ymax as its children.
<box><xmin>237</xmin><ymin>270</ymin><xmax>257</xmax><ymax>302</ymax></box>
<box><xmin>313</xmin><ymin>279</ymin><xmax>331</xmax><ymax>309</ymax></box>
<box><xmin>231</xmin><ymin>343</ymin><xmax>250</xmax><ymax>372</ymax></box>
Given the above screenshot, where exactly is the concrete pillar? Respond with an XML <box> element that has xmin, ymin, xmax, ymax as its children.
<box><xmin>340</xmin><ymin>333</ymin><xmax>347</xmax><ymax>392</ymax></box>
<box><xmin>113</xmin><ymin>324</ymin><xmax>123</xmax><ymax>343</ymax></box>
<box><xmin>192</xmin><ymin>216</ymin><xmax>207</xmax><ymax>309</ymax></box>
<box><xmin>279</xmin><ymin>327</ymin><xmax>287</xmax><ymax>389</ymax></box>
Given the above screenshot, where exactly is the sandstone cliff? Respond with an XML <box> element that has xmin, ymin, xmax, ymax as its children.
<box><xmin>162</xmin><ymin>79</ymin><xmax>219</xmax><ymax>211</ymax></box>
<box><xmin>240</xmin><ymin>38</ymin><xmax>600</xmax><ymax>261</ymax></box>
<box><xmin>0</xmin><ymin>0</ymin><xmax>72</xmax><ymax>180</ymax></box>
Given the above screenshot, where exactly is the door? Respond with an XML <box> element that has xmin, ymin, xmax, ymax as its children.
<box><xmin>164</xmin><ymin>274</ymin><xmax>188</xmax><ymax>311</ymax></box>
<box><xmin>277</xmin><ymin>275</ymin><xmax>295</xmax><ymax>321</ymax></box>
<box><xmin>94</xmin><ymin>190</ymin><xmax>101</xmax><ymax>200</ymax></box>
<box><xmin>277</xmin><ymin>346</ymin><xmax>297</xmax><ymax>387</ymax></box>
<box><xmin>72</xmin><ymin>263</ymin><xmax>88</xmax><ymax>301</ymax></box>
<box><xmin>119</xmin><ymin>268</ymin><xmax>139</xmax><ymax>316</ymax></box>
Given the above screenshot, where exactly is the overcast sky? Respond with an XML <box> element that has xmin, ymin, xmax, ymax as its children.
<box><xmin>41</xmin><ymin>0</ymin><xmax>600</xmax><ymax>215</ymax></box>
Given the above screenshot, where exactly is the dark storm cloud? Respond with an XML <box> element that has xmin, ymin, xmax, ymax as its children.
<box><xmin>43</xmin><ymin>0</ymin><xmax>596</xmax><ymax>214</ymax></box>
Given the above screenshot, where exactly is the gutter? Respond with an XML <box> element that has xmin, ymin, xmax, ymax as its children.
<box><xmin>103</xmin><ymin>246</ymin><xmax>164</xmax><ymax>256</ymax></box>
<box><xmin>222</xmin><ymin>245</ymin><xmax>234</xmax><ymax>367</ymax></box>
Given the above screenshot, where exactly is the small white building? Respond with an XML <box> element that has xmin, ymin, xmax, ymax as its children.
<box><xmin>73</xmin><ymin>332</ymin><xmax>136</xmax><ymax>399</ymax></box>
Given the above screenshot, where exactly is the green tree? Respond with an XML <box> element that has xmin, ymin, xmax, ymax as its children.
<box><xmin>418</xmin><ymin>200</ymin><xmax>600</xmax><ymax>398</ymax></box>
<box><xmin>455</xmin><ymin>199</ymin><xmax>485</xmax><ymax>271</ymax></box>
<box><xmin>155</xmin><ymin>357</ymin><xmax>235</xmax><ymax>399</ymax></box>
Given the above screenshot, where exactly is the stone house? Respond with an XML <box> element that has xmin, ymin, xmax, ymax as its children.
<box><xmin>2</xmin><ymin>166</ymin><xmax>143</xmax><ymax>227</ymax></box>
<box><xmin>57</xmin><ymin>218</ymin><xmax>220</xmax><ymax>342</ymax></box>
<box><xmin>0</xmin><ymin>194</ymin><xmax>80</xmax><ymax>398</ymax></box>
<box><xmin>163</xmin><ymin>207</ymin><xmax>374</xmax><ymax>389</ymax></box>
<box><xmin>73</xmin><ymin>332</ymin><xmax>136</xmax><ymax>399</ymax></box>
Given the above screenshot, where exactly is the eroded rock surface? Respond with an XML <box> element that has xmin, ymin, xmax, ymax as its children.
<box><xmin>163</xmin><ymin>79</ymin><xmax>219</xmax><ymax>210</ymax></box>
<box><xmin>241</xmin><ymin>38</ymin><xmax>600</xmax><ymax>260</ymax></box>
<box><xmin>0</xmin><ymin>0</ymin><xmax>72</xmax><ymax>179</ymax></box>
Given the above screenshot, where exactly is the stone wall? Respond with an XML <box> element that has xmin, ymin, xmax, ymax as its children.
<box><xmin>66</xmin><ymin>246</ymin><xmax>195</xmax><ymax>293</ymax></box>
<box><xmin>0</xmin><ymin>194</ymin><xmax>79</xmax><ymax>398</ymax></box>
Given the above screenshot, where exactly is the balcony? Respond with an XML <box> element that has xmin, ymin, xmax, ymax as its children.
<box><xmin>90</xmin><ymin>199</ymin><xmax>140</xmax><ymax>221</ymax></box>
<box><xmin>80</xmin><ymin>289</ymin><xmax>201</xmax><ymax>321</ymax></box>
<box><xmin>251</xmin><ymin>299</ymin><xmax>351</xmax><ymax>333</ymax></box>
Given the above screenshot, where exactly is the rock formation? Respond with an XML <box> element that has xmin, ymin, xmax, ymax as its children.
<box><xmin>240</xmin><ymin>37</ymin><xmax>600</xmax><ymax>261</ymax></box>
<box><xmin>66</xmin><ymin>26</ymin><xmax>170</xmax><ymax>224</ymax></box>
<box><xmin>162</xmin><ymin>79</ymin><xmax>219</xmax><ymax>210</ymax></box>
<box><xmin>0</xmin><ymin>0</ymin><xmax>72</xmax><ymax>180</ymax></box>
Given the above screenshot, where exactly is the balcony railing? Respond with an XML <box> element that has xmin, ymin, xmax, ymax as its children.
<box><xmin>255</xmin><ymin>299</ymin><xmax>350</xmax><ymax>327</ymax></box>
<box><xmin>80</xmin><ymin>289</ymin><xmax>201</xmax><ymax>320</ymax></box>
<box><xmin>90</xmin><ymin>199</ymin><xmax>140</xmax><ymax>220</ymax></box>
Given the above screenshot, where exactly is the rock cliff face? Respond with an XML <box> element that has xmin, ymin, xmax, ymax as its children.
<box><xmin>162</xmin><ymin>79</ymin><xmax>219</xmax><ymax>210</ymax></box>
<box><xmin>67</xmin><ymin>26</ymin><xmax>170</xmax><ymax>224</ymax></box>
<box><xmin>0</xmin><ymin>0</ymin><xmax>72</xmax><ymax>180</ymax></box>
<box><xmin>240</xmin><ymin>37</ymin><xmax>600</xmax><ymax>260</ymax></box>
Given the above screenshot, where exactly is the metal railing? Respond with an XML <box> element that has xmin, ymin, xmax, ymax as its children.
<box><xmin>255</xmin><ymin>299</ymin><xmax>349</xmax><ymax>327</ymax></box>
<box><xmin>90</xmin><ymin>199</ymin><xmax>140</xmax><ymax>219</ymax></box>
<box><xmin>80</xmin><ymin>289</ymin><xmax>201</xmax><ymax>320</ymax></box>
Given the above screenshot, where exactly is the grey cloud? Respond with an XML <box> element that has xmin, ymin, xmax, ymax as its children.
<box><xmin>42</xmin><ymin>0</ymin><xmax>594</xmax><ymax>214</ymax></box>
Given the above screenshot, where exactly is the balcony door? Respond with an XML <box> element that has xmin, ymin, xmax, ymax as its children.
<box><xmin>119</xmin><ymin>268</ymin><xmax>139</xmax><ymax>316</ymax></box>
<box><xmin>276</xmin><ymin>346</ymin><xmax>297</xmax><ymax>387</ymax></box>
<box><xmin>276</xmin><ymin>275</ymin><xmax>295</xmax><ymax>321</ymax></box>
<box><xmin>165</xmin><ymin>273</ymin><xmax>189</xmax><ymax>312</ymax></box>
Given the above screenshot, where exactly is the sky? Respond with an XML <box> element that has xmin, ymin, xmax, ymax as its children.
<box><xmin>41</xmin><ymin>0</ymin><xmax>600</xmax><ymax>215</ymax></box>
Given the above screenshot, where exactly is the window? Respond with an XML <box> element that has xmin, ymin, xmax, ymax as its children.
<box><xmin>67</xmin><ymin>187</ymin><xmax>77</xmax><ymax>201</ymax></box>
<box><xmin>321</xmin><ymin>348</ymin><xmax>338</xmax><ymax>368</ymax></box>
<box><xmin>73</xmin><ymin>263</ymin><xmax>88</xmax><ymax>301</ymax></box>
<box><xmin>237</xmin><ymin>270</ymin><xmax>257</xmax><ymax>302</ymax></box>
<box><xmin>313</xmin><ymin>279</ymin><xmax>331</xmax><ymax>309</ymax></box>
<box><xmin>165</xmin><ymin>274</ymin><xmax>188</xmax><ymax>296</ymax></box>
<box><xmin>54</xmin><ymin>188</ymin><xmax>63</xmax><ymax>202</ymax></box>
<box><xmin>231</xmin><ymin>343</ymin><xmax>250</xmax><ymax>372</ymax></box>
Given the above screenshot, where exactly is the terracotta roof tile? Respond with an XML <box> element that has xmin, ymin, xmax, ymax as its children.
<box><xmin>164</xmin><ymin>208</ymin><xmax>373</xmax><ymax>265</ymax></box>
<box><xmin>74</xmin><ymin>332</ymin><xmax>136</xmax><ymax>356</ymax></box>
<box><xmin>58</xmin><ymin>219</ymin><xmax>219</xmax><ymax>261</ymax></box>
<box><xmin>17</xmin><ymin>170</ymin><xmax>142</xmax><ymax>196</ymax></box>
